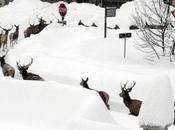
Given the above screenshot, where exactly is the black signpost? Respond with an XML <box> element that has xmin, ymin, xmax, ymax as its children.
<box><xmin>119</xmin><ymin>33</ymin><xmax>132</xmax><ymax>58</ymax></box>
<box><xmin>104</xmin><ymin>7</ymin><xmax>116</xmax><ymax>38</ymax></box>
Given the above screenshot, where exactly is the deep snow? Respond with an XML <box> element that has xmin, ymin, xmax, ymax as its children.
<box><xmin>0</xmin><ymin>0</ymin><xmax>174</xmax><ymax>129</ymax></box>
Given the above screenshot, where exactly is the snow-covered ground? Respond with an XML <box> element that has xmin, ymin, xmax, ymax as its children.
<box><xmin>0</xmin><ymin>0</ymin><xmax>174</xmax><ymax>129</ymax></box>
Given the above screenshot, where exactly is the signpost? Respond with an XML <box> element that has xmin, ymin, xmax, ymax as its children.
<box><xmin>104</xmin><ymin>7</ymin><xmax>116</xmax><ymax>38</ymax></box>
<box><xmin>58</xmin><ymin>3</ymin><xmax>67</xmax><ymax>25</ymax></box>
<box><xmin>119</xmin><ymin>33</ymin><xmax>132</xmax><ymax>58</ymax></box>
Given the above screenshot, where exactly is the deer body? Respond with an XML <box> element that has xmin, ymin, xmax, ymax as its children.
<box><xmin>16</xmin><ymin>58</ymin><xmax>44</xmax><ymax>81</ymax></box>
<box><xmin>0</xmin><ymin>26</ymin><xmax>13</xmax><ymax>50</ymax></box>
<box><xmin>9</xmin><ymin>25</ymin><xmax>19</xmax><ymax>47</ymax></box>
<box><xmin>119</xmin><ymin>81</ymin><xmax>142</xmax><ymax>116</ymax></box>
<box><xmin>80</xmin><ymin>78</ymin><xmax>110</xmax><ymax>110</ymax></box>
<box><xmin>0</xmin><ymin>32</ymin><xmax>2</xmax><ymax>48</ymax></box>
<box><xmin>0</xmin><ymin>51</ymin><xmax>15</xmax><ymax>78</ymax></box>
<box><xmin>24</xmin><ymin>17</ymin><xmax>48</xmax><ymax>38</ymax></box>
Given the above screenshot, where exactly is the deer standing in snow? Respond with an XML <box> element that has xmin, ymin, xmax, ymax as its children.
<box><xmin>119</xmin><ymin>81</ymin><xmax>142</xmax><ymax>116</ymax></box>
<box><xmin>9</xmin><ymin>24</ymin><xmax>19</xmax><ymax>47</ymax></box>
<box><xmin>80</xmin><ymin>77</ymin><xmax>110</xmax><ymax>110</ymax></box>
<box><xmin>0</xmin><ymin>25</ymin><xmax>13</xmax><ymax>50</ymax></box>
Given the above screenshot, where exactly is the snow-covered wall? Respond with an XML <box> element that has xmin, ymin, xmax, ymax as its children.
<box><xmin>139</xmin><ymin>74</ymin><xmax>174</xmax><ymax>128</ymax></box>
<box><xmin>0</xmin><ymin>78</ymin><xmax>119</xmax><ymax>130</ymax></box>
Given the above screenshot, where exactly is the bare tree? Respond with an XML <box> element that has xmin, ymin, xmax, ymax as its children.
<box><xmin>133</xmin><ymin>0</ymin><xmax>174</xmax><ymax>60</ymax></box>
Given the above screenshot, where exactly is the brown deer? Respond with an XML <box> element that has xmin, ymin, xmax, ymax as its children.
<box><xmin>9</xmin><ymin>24</ymin><xmax>19</xmax><ymax>47</ymax></box>
<box><xmin>16</xmin><ymin>58</ymin><xmax>44</xmax><ymax>81</ymax></box>
<box><xmin>0</xmin><ymin>50</ymin><xmax>15</xmax><ymax>77</ymax></box>
<box><xmin>119</xmin><ymin>81</ymin><xmax>142</xmax><ymax>116</ymax></box>
<box><xmin>80</xmin><ymin>77</ymin><xmax>110</xmax><ymax>110</ymax></box>
<box><xmin>24</xmin><ymin>17</ymin><xmax>49</xmax><ymax>38</ymax></box>
<box><xmin>0</xmin><ymin>25</ymin><xmax>13</xmax><ymax>50</ymax></box>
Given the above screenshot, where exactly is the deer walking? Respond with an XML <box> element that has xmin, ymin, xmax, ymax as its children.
<box><xmin>9</xmin><ymin>25</ymin><xmax>19</xmax><ymax>47</ymax></box>
<box><xmin>80</xmin><ymin>78</ymin><xmax>110</xmax><ymax>110</ymax></box>
<box><xmin>16</xmin><ymin>58</ymin><xmax>44</xmax><ymax>81</ymax></box>
<box><xmin>119</xmin><ymin>81</ymin><xmax>142</xmax><ymax>116</ymax></box>
<box><xmin>0</xmin><ymin>25</ymin><xmax>13</xmax><ymax>50</ymax></box>
<box><xmin>0</xmin><ymin>51</ymin><xmax>15</xmax><ymax>77</ymax></box>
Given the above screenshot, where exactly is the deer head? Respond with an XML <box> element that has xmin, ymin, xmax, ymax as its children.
<box><xmin>14</xmin><ymin>24</ymin><xmax>19</xmax><ymax>31</ymax></box>
<box><xmin>119</xmin><ymin>81</ymin><xmax>136</xmax><ymax>98</ymax></box>
<box><xmin>16</xmin><ymin>58</ymin><xmax>33</xmax><ymax>74</ymax></box>
<box><xmin>80</xmin><ymin>77</ymin><xmax>89</xmax><ymax>89</ymax></box>
<box><xmin>0</xmin><ymin>50</ymin><xmax>8</xmax><ymax>66</ymax></box>
<box><xmin>0</xmin><ymin>25</ymin><xmax>13</xmax><ymax>34</ymax></box>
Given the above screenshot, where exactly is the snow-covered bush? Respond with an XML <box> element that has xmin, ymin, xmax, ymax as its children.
<box><xmin>139</xmin><ymin>74</ymin><xmax>174</xmax><ymax>128</ymax></box>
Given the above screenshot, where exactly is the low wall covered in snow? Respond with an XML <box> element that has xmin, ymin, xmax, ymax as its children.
<box><xmin>0</xmin><ymin>77</ymin><xmax>128</xmax><ymax>130</ymax></box>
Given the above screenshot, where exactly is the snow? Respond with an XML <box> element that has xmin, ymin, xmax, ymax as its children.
<box><xmin>0</xmin><ymin>77</ymin><xmax>119</xmax><ymax>130</ymax></box>
<box><xmin>139</xmin><ymin>74</ymin><xmax>174</xmax><ymax>128</ymax></box>
<box><xmin>0</xmin><ymin>0</ymin><xmax>174</xmax><ymax>129</ymax></box>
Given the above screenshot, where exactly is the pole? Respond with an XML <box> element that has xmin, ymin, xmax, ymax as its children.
<box><xmin>124</xmin><ymin>37</ymin><xmax>126</xmax><ymax>58</ymax></box>
<box><xmin>104</xmin><ymin>6</ymin><xmax>107</xmax><ymax>38</ymax></box>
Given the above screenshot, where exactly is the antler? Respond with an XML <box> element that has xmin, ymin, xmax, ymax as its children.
<box><xmin>120</xmin><ymin>81</ymin><xmax>128</xmax><ymax>90</ymax></box>
<box><xmin>7</xmin><ymin>25</ymin><xmax>13</xmax><ymax>31</ymax></box>
<box><xmin>126</xmin><ymin>81</ymin><xmax>136</xmax><ymax>92</ymax></box>
<box><xmin>0</xmin><ymin>25</ymin><xmax>5</xmax><ymax>30</ymax></box>
<box><xmin>25</xmin><ymin>58</ymin><xmax>33</xmax><ymax>69</ymax></box>
<box><xmin>16</xmin><ymin>61</ymin><xmax>21</xmax><ymax>69</ymax></box>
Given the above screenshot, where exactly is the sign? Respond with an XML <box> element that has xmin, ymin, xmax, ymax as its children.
<box><xmin>59</xmin><ymin>3</ymin><xmax>67</xmax><ymax>17</ymax></box>
<box><xmin>106</xmin><ymin>7</ymin><xmax>116</xmax><ymax>17</ymax></box>
<box><xmin>119</xmin><ymin>33</ymin><xmax>132</xmax><ymax>38</ymax></box>
<box><xmin>104</xmin><ymin>7</ymin><xmax>116</xmax><ymax>38</ymax></box>
<box><xmin>119</xmin><ymin>33</ymin><xmax>132</xmax><ymax>58</ymax></box>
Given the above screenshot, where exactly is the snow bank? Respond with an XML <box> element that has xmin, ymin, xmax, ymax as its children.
<box><xmin>0</xmin><ymin>77</ymin><xmax>120</xmax><ymax>130</ymax></box>
<box><xmin>139</xmin><ymin>74</ymin><xmax>174</xmax><ymax>128</ymax></box>
<box><xmin>65</xmin><ymin>117</ymin><xmax>128</xmax><ymax>130</ymax></box>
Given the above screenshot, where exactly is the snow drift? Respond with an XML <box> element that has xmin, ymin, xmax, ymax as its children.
<box><xmin>0</xmin><ymin>77</ymin><xmax>122</xmax><ymax>130</ymax></box>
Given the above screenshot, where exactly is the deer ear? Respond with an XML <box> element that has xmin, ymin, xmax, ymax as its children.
<box><xmin>86</xmin><ymin>77</ymin><xmax>89</xmax><ymax>82</ymax></box>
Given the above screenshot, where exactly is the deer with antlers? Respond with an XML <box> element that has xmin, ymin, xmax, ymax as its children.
<box><xmin>0</xmin><ymin>25</ymin><xmax>13</xmax><ymax>50</ymax></box>
<box><xmin>80</xmin><ymin>77</ymin><xmax>110</xmax><ymax>110</ymax></box>
<box><xmin>24</xmin><ymin>17</ymin><xmax>49</xmax><ymax>38</ymax></box>
<box><xmin>119</xmin><ymin>81</ymin><xmax>142</xmax><ymax>116</ymax></box>
<box><xmin>0</xmin><ymin>50</ymin><xmax>15</xmax><ymax>77</ymax></box>
<box><xmin>16</xmin><ymin>58</ymin><xmax>44</xmax><ymax>81</ymax></box>
<box><xmin>9</xmin><ymin>25</ymin><xmax>19</xmax><ymax>47</ymax></box>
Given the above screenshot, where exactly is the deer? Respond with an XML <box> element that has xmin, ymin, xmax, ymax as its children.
<box><xmin>16</xmin><ymin>58</ymin><xmax>44</xmax><ymax>81</ymax></box>
<box><xmin>0</xmin><ymin>50</ymin><xmax>15</xmax><ymax>78</ymax></box>
<box><xmin>24</xmin><ymin>17</ymin><xmax>49</xmax><ymax>38</ymax></box>
<box><xmin>78</xmin><ymin>20</ymin><xmax>89</xmax><ymax>27</ymax></box>
<box><xmin>0</xmin><ymin>31</ymin><xmax>2</xmax><ymax>49</ymax></box>
<box><xmin>9</xmin><ymin>24</ymin><xmax>19</xmax><ymax>47</ymax></box>
<box><xmin>129</xmin><ymin>25</ymin><xmax>139</xmax><ymax>30</ymax></box>
<box><xmin>80</xmin><ymin>77</ymin><xmax>110</xmax><ymax>110</ymax></box>
<box><xmin>119</xmin><ymin>81</ymin><xmax>142</xmax><ymax>116</ymax></box>
<box><xmin>0</xmin><ymin>25</ymin><xmax>13</xmax><ymax>50</ymax></box>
